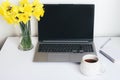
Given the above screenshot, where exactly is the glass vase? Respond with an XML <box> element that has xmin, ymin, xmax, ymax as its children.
<box><xmin>18</xmin><ymin>20</ymin><xmax>33</xmax><ymax>51</ymax></box>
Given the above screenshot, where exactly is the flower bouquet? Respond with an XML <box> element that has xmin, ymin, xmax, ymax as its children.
<box><xmin>0</xmin><ymin>0</ymin><xmax>44</xmax><ymax>51</ymax></box>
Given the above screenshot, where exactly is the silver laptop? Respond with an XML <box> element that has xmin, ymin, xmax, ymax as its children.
<box><xmin>33</xmin><ymin>4</ymin><xmax>96</xmax><ymax>62</ymax></box>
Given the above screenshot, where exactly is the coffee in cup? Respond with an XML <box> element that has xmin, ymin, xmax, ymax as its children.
<box><xmin>80</xmin><ymin>54</ymin><xmax>104</xmax><ymax>76</ymax></box>
<box><xmin>85</xmin><ymin>58</ymin><xmax>98</xmax><ymax>63</ymax></box>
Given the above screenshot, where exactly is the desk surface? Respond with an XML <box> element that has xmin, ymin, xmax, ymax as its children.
<box><xmin>0</xmin><ymin>37</ymin><xmax>120</xmax><ymax>80</ymax></box>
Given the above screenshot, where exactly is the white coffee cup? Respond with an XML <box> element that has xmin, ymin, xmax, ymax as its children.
<box><xmin>80</xmin><ymin>54</ymin><xmax>104</xmax><ymax>76</ymax></box>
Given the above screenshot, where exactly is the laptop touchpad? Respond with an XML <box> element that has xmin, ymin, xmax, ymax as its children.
<box><xmin>48</xmin><ymin>53</ymin><xmax>69</xmax><ymax>62</ymax></box>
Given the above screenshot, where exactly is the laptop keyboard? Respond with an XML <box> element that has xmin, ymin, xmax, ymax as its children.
<box><xmin>38</xmin><ymin>44</ymin><xmax>94</xmax><ymax>53</ymax></box>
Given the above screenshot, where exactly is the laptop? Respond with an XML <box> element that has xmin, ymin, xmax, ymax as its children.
<box><xmin>33</xmin><ymin>4</ymin><xmax>96</xmax><ymax>62</ymax></box>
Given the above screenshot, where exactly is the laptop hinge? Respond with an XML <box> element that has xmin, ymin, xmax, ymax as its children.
<box><xmin>40</xmin><ymin>40</ymin><xmax>92</xmax><ymax>43</ymax></box>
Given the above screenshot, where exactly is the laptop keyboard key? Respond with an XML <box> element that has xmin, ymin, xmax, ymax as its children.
<box><xmin>72</xmin><ymin>50</ymin><xmax>78</xmax><ymax>53</ymax></box>
<box><xmin>79</xmin><ymin>50</ymin><xmax>84</xmax><ymax>53</ymax></box>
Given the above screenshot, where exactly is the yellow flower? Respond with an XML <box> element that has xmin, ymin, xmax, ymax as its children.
<box><xmin>16</xmin><ymin>6</ymin><xmax>31</xmax><ymax>24</ymax></box>
<box><xmin>18</xmin><ymin>12</ymin><xmax>30</xmax><ymax>24</ymax></box>
<box><xmin>19</xmin><ymin>0</ymin><xmax>32</xmax><ymax>14</ymax></box>
<box><xmin>12</xmin><ymin>6</ymin><xmax>21</xmax><ymax>23</ymax></box>
<box><xmin>0</xmin><ymin>0</ymin><xmax>16</xmax><ymax>24</ymax></box>
<box><xmin>18</xmin><ymin>0</ymin><xmax>33</xmax><ymax>24</ymax></box>
<box><xmin>4</xmin><ymin>14</ymin><xmax>14</xmax><ymax>24</ymax></box>
<box><xmin>32</xmin><ymin>0</ymin><xmax>43</xmax><ymax>7</ymax></box>
<box><xmin>32</xmin><ymin>0</ymin><xmax>44</xmax><ymax>20</ymax></box>
<box><xmin>23</xmin><ymin>4</ymin><xmax>32</xmax><ymax>15</ymax></box>
<box><xmin>1</xmin><ymin>0</ymin><xmax>11</xmax><ymax>10</ymax></box>
<box><xmin>0</xmin><ymin>0</ymin><xmax>11</xmax><ymax>16</ymax></box>
<box><xmin>0</xmin><ymin>0</ymin><xmax>44</xmax><ymax>24</ymax></box>
<box><xmin>0</xmin><ymin>6</ymin><xmax>4</xmax><ymax>15</ymax></box>
<box><xmin>33</xmin><ymin>7</ymin><xmax>44</xmax><ymax>20</ymax></box>
<box><xmin>20</xmin><ymin>0</ymin><xmax>29</xmax><ymax>6</ymax></box>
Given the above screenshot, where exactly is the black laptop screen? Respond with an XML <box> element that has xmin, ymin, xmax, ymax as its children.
<box><xmin>38</xmin><ymin>4</ymin><xmax>94</xmax><ymax>41</ymax></box>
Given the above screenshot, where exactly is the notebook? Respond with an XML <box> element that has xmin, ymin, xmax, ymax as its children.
<box><xmin>99</xmin><ymin>37</ymin><xmax>120</xmax><ymax>63</ymax></box>
<box><xmin>33</xmin><ymin>4</ymin><xmax>96</xmax><ymax>62</ymax></box>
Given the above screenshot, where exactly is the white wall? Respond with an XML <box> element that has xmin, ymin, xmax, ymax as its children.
<box><xmin>0</xmin><ymin>0</ymin><xmax>120</xmax><ymax>49</ymax></box>
<box><xmin>95</xmin><ymin>0</ymin><xmax>120</xmax><ymax>36</ymax></box>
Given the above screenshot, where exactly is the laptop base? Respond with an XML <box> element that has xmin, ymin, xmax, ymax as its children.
<box><xmin>33</xmin><ymin>52</ymin><xmax>96</xmax><ymax>62</ymax></box>
<box><xmin>33</xmin><ymin>42</ymin><xmax>96</xmax><ymax>62</ymax></box>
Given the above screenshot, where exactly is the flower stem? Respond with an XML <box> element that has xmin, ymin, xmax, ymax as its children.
<box><xmin>19</xmin><ymin>20</ymin><xmax>33</xmax><ymax>51</ymax></box>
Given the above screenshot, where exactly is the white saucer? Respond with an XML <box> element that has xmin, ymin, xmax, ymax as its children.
<box><xmin>80</xmin><ymin>66</ymin><xmax>105</xmax><ymax>76</ymax></box>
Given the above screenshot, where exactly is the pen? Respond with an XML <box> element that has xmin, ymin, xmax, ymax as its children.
<box><xmin>99</xmin><ymin>50</ymin><xmax>115</xmax><ymax>63</ymax></box>
<box><xmin>100</xmin><ymin>38</ymin><xmax>111</xmax><ymax>49</ymax></box>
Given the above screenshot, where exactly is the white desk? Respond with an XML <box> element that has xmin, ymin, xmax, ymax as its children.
<box><xmin>0</xmin><ymin>37</ymin><xmax>120</xmax><ymax>80</ymax></box>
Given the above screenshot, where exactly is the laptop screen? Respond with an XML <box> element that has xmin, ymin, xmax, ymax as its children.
<box><xmin>38</xmin><ymin>4</ymin><xmax>94</xmax><ymax>41</ymax></box>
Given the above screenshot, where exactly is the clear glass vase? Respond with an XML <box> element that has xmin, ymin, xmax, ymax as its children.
<box><xmin>18</xmin><ymin>20</ymin><xmax>33</xmax><ymax>51</ymax></box>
